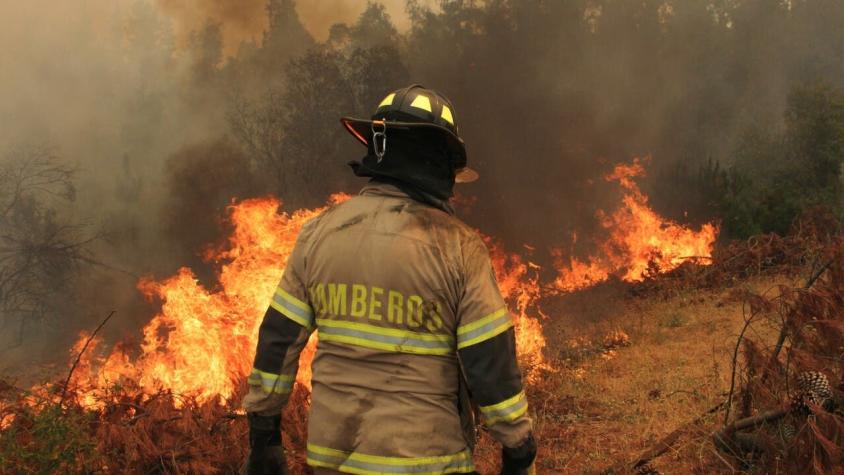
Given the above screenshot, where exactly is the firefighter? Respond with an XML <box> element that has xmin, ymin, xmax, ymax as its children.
<box><xmin>242</xmin><ymin>85</ymin><xmax>536</xmax><ymax>475</ymax></box>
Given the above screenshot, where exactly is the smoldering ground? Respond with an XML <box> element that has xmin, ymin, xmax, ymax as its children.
<box><xmin>1</xmin><ymin>0</ymin><xmax>844</xmax><ymax>372</ymax></box>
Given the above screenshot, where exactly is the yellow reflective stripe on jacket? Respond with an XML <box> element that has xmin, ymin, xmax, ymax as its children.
<box><xmin>247</xmin><ymin>368</ymin><xmax>295</xmax><ymax>394</ymax></box>
<box><xmin>270</xmin><ymin>286</ymin><xmax>314</xmax><ymax>328</ymax></box>
<box><xmin>306</xmin><ymin>444</ymin><xmax>475</xmax><ymax>474</ymax></box>
<box><xmin>479</xmin><ymin>390</ymin><xmax>528</xmax><ymax>425</ymax></box>
<box><xmin>456</xmin><ymin>307</ymin><xmax>512</xmax><ymax>349</ymax></box>
<box><xmin>316</xmin><ymin>318</ymin><xmax>454</xmax><ymax>356</ymax></box>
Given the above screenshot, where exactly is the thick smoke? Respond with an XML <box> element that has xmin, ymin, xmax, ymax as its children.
<box><xmin>155</xmin><ymin>0</ymin><xmax>433</xmax><ymax>51</ymax></box>
<box><xmin>0</xmin><ymin>0</ymin><xmax>238</xmax><ymax>366</ymax></box>
<box><xmin>2</xmin><ymin>0</ymin><xmax>844</xmax><ymax>370</ymax></box>
<box><xmin>294</xmin><ymin>0</ymin><xmax>428</xmax><ymax>40</ymax></box>
<box><xmin>156</xmin><ymin>0</ymin><xmax>268</xmax><ymax>57</ymax></box>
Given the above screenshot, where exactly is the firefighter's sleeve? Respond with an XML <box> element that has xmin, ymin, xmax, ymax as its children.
<box><xmin>456</xmin><ymin>235</ymin><xmax>533</xmax><ymax>449</ymax></box>
<box><xmin>242</xmin><ymin>225</ymin><xmax>316</xmax><ymax>416</ymax></box>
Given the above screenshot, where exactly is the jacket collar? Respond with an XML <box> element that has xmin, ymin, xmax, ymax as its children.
<box><xmin>359</xmin><ymin>179</ymin><xmax>455</xmax><ymax>215</ymax></box>
<box><xmin>359</xmin><ymin>181</ymin><xmax>410</xmax><ymax>199</ymax></box>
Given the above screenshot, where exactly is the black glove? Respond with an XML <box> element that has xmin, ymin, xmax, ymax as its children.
<box><xmin>500</xmin><ymin>433</ymin><xmax>537</xmax><ymax>475</ymax></box>
<box><xmin>243</xmin><ymin>413</ymin><xmax>288</xmax><ymax>475</ymax></box>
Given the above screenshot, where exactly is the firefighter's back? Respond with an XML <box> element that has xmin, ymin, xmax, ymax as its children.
<box><xmin>243</xmin><ymin>85</ymin><xmax>535</xmax><ymax>475</ymax></box>
<box><xmin>301</xmin><ymin>182</ymin><xmax>476</xmax><ymax>472</ymax></box>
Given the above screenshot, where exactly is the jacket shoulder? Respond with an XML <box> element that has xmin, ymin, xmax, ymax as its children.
<box><xmin>403</xmin><ymin>203</ymin><xmax>487</xmax><ymax>257</ymax></box>
<box><xmin>296</xmin><ymin>197</ymin><xmax>354</xmax><ymax>239</ymax></box>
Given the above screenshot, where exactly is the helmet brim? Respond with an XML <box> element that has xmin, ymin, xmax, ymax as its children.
<box><xmin>340</xmin><ymin>117</ymin><xmax>477</xmax><ymax>183</ymax></box>
<box><xmin>455</xmin><ymin>167</ymin><xmax>478</xmax><ymax>183</ymax></box>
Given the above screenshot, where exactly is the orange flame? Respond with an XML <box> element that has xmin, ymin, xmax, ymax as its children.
<box><xmin>486</xmin><ymin>241</ymin><xmax>549</xmax><ymax>381</ymax></box>
<box><xmin>65</xmin><ymin>193</ymin><xmax>549</xmax><ymax>405</ymax></box>
<box><xmin>553</xmin><ymin>158</ymin><xmax>718</xmax><ymax>292</ymax></box>
<box><xmin>57</xmin><ymin>158</ymin><xmax>714</xmax><ymax>406</ymax></box>
<box><xmin>67</xmin><ymin>195</ymin><xmax>348</xmax><ymax>405</ymax></box>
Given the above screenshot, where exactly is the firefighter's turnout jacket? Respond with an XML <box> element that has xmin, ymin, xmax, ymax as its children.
<box><xmin>243</xmin><ymin>182</ymin><xmax>532</xmax><ymax>474</ymax></box>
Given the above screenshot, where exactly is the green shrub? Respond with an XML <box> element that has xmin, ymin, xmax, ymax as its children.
<box><xmin>694</xmin><ymin>83</ymin><xmax>844</xmax><ymax>239</ymax></box>
<box><xmin>0</xmin><ymin>403</ymin><xmax>100</xmax><ymax>474</ymax></box>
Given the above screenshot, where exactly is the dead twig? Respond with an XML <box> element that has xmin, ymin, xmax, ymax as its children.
<box><xmin>59</xmin><ymin>310</ymin><xmax>116</xmax><ymax>406</ymax></box>
<box><xmin>760</xmin><ymin>259</ymin><xmax>832</xmax><ymax>384</ymax></box>
<box><xmin>709</xmin><ymin>446</ymin><xmax>737</xmax><ymax>473</ymax></box>
<box><xmin>722</xmin><ymin>259</ymin><xmax>832</xmax><ymax>425</ymax></box>
<box><xmin>724</xmin><ymin>301</ymin><xmax>758</xmax><ymax>424</ymax></box>
<box><xmin>222</xmin><ymin>411</ymin><xmax>247</xmax><ymax>420</ymax></box>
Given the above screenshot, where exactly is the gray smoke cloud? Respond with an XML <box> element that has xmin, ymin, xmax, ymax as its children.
<box><xmin>153</xmin><ymin>0</ymin><xmax>436</xmax><ymax>53</ymax></box>
<box><xmin>0</xmin><ymin>0</ymin><xmax>236</xmax><ymax>366</ymax></box>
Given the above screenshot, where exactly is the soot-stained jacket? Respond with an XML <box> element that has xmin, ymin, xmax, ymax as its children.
<box><xmin>242</xmin><ymin>182</ymin><xmax>532</xmax><ymax>474</ymax></box>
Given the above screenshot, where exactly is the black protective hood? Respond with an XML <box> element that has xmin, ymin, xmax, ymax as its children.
<box><xmin>348</xmin><ymin>126</ymin><xmax>457</xmax><ymax>214</ymax></box>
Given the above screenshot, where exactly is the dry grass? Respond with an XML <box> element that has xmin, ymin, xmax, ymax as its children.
<box><xmin>0</xmin><ymin>276</ymin><xmax>798</xmax><ymax>475</ymax></box>
<box><xmin>516</xmin><ymin>275</ymin><xmax>792</xmax><ymax>474</ymax></box>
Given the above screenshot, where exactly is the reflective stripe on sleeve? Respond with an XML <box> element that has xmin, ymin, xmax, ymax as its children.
<box><xmin>247</xmin><ymin>368</ymin><xmax>295</xmax><ymax>394</ymax></box>
<box><xmin>478</xmin><ymin>390</ymin><xmax>529</xmax><ymax>425</ymax></box>
<box><xmin>306</xmin><ymin>444</ymin><xmax>475</xmax><ymax>474</ymax></box>
<box><xmin>456</xmin><ymin>307</ymin><xmax>512</xmax><ymax>349</ymax></box>
<box><xmin>270</xmin><ymin>287</ymin><xmax>314</xmax><ymax>328</ymax></box>
<box><xmin>316</xmin><ymin>319</ymin><xmax>454</xmax><ymax>356</ymax></box>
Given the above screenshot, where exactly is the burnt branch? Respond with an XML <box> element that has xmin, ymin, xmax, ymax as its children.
<box><xmin>60</xmin><ymin>310</ymin><xmax>116</xmax><ymax>407</ymax></box>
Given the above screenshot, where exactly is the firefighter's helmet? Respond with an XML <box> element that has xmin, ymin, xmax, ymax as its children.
<box><xmin>341</xmin><ymin>85</ymin><xmax>478</xmax><ymax>183</ymax></box>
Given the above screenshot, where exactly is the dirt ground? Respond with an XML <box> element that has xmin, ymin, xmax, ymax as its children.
<box><xmin>478</xmin><ymin>275</ymin><xmax>794</xmax><ymax>474</ymax></box>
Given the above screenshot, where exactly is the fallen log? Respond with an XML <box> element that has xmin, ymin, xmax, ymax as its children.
<box><xmin>712</xmin><ymin>405</ymin><xmax>791</xmax><ymax>456</ymax></box>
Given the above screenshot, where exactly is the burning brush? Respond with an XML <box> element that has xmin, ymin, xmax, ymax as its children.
<box><xmin>553</xmin><ymin>157</ymin><xmax>717</xmax><ymax>293</ymax></box>
<box><xmin>0</xmin><ymin>157</ymin><xmax>721</xmax><ymax>473</ymax></box>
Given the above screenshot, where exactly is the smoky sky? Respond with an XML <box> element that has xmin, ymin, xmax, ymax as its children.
<box><xmin>155</xmin><ymin>0</ymin><xmax>436</xmax><ymax>55</ymax></box>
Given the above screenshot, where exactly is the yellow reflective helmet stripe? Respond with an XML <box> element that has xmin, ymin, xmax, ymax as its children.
<box><xmin>456</xmin><ymin>307</ymin><xmax>512</xmax><ymax>349</ymax></box>
<box><xmin>441</xmin><ymin>104</ymin><xmax>454</xmax><ymax>125</ymax></box>
<box><xmin>306</xmin><ymin>443</ymin><xmax>475</xmax><ymax>474</ymax></box>
<box><xmin>247</xmin><ymin>368</ymin><xmax>295</xmax><ymax>394</ymax></box>
<box><xmin>270</xmin><ymin>286</ymin><xmax>315</xmax><ymax>328</ymax></box>
<box><xmin>410</xmin><ymin>94</ymin><xmax>432</xmax><ymax>112</ymax></box>
<box><xmin>316</xmin><ymin>318</ymin><xmax>454</xmax><ymax>355</ymax></box>
<box><xmin>378</xmin><ymin>93</ymin><xmax>396</xmax><ymax>109</ymax></box>
<box><xmin>478</xmin><ymin>390</ymin><xmax>529</xmax><ymax>425</ymax></box>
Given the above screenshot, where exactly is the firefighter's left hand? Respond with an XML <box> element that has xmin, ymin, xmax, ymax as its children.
<box><xmin>500</xmin><ymin>433</ymin><xmax>537</xmax><ymax>475</ymax></box>
<box><xmin>243</xmin><ymin>413</ymin><xmax>289</xmax><ymax>475</ymax></box>
<box><xmin>243</xmin><ymin>445</ymin><xmax>288</xmax><ymax>475</ymax></box>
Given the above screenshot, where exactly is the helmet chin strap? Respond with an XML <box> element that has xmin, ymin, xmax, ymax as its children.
<box><xmin>371</xmin><ymin>120</ymin><xmax>387</xmax><ymax>163</ymax></box>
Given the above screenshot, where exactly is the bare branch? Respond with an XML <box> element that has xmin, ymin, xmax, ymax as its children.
<box><xmin>60</xmin><ymin>310</ymin><xmax>116</xmax><ymax>407</ymax></box>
